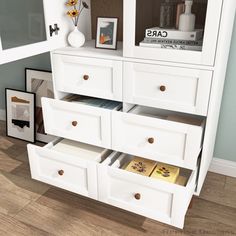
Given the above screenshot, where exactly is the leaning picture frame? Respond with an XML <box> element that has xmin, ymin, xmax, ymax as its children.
<box><xmin>5</xmin><ymin>88</ymin><xmax>36</xmax><ymax>143</ymax></box>
<box><xmin>95</xmin><ymin>17</ymin><xmax>119</xmax><ymax>50</ymax></box>
<box><xmin>25</xmin><ymin>68</ymin><xmax>55</xmax><ymax>143</ymax></box>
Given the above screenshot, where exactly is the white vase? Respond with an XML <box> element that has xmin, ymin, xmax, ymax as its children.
<box><xmin>178</xmin><ymin>0</ymin><xmax>196</xmax><ymax>32</ymax></box>
<box><xmin>67</xmin><ymin>27</ymin><xmax>85</xmax><ymax>48</ymax></box>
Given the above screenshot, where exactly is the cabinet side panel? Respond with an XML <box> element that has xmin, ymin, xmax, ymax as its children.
<box><xmin>196</xmin><ymin>0</ymin><xmax>236</xmax><ymax>194</ymax></box>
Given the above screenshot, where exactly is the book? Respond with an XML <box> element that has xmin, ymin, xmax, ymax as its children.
<box><xmin>52</xmin><ymin>139</ymin><xmax>107</xmax><ymax>163</ymax></box>
<box><xmin>143</xmin><ymin>38</ymin><xmax>203</xmax><ymax>46</ymax></box>
<box><xmin>124</xmin><ymin>157</ymin><xmax>157</xmax><ymax>177</ymax></box>
<box><xmin>139</xmin><ymin>41</ymin><xmax>202</xmax><ymax>51</ymax></box>
<box><xmin>150</xmin><ymin>162</ymin><xmax>180</xmax><ymax>183</ymax></box>
<box><xmin>145</xmin><ymin>27</ymin><xmax>204</xmax><ymax>41</ymax></box>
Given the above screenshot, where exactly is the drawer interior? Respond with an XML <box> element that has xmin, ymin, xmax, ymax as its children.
<box><xmin>44</xmin><ymin>138</ymin><xmax>113</xmax><ymax>164</ymax></box>
<box><xmin>129</xmin><ymin>105</ymin><xmax>205</xmax><ymax>128</ymax></box>
<box><xmin>111</xmin><ymin>153</ymin><xmax>196</xmax><ymax>188</ymax></box>
<box><xmin>62</xmin><ymin>94</ymin><xmax>122</xmax><ymax>111</ymax></box>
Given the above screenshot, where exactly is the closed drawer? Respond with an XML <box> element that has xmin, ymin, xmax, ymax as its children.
<box><xmin>42</xmin><ymin>96</ymin><xmax>121</xmax><ymax>149</ymax></box>
<box><xmin>112</xmin><ymin>106</ymin><xmax>204</xmax><ymax>170</ymax></box>
<box><xmin>52</xmin><ymin>54</ymin><xmax>123</xmax><ymax>101</ymax></box>
<box><xmin>98</xmin><ymin>153</ymin><xmax>197</xmax><ymax>228</ymax></box>
<box><xmin>27</xmin><ymin>138</ymin><xmax>113</xmax><ymax>199</ymax></box>
<box><xmin>124</xmin><ymin>62</ymin><xmax>212</xmax><ymax>115</ymax></box>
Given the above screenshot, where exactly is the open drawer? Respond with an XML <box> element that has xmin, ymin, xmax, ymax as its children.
<box><xmin>98</xmin><ymin>153</ymin><xmax>197</xmax><ymax>228</ymax></box>
<box><xmin>27</xmin><ymin>138</ymin><xmax>117</xmax><ymax>200</ymax></box>
<box><xmin>112</xmin><ymin>106</ymin><xmax>205</xmax><ymax>170</ymax></box>
<box><xmin>42</xmin><ymin>96</ymin><xmax>122</xmax><ymax>149</ymax></box>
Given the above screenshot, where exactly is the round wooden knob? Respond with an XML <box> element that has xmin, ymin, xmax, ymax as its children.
<box><xmin>160</xmin><ymin>85</ymin><xmax>166</xmax><ymax>92</ymax></box>
<box><xmin>58</xmin><ymin>170</ymin><xmax>64</xmax><ymax>176</ymax></box>
<box><xmin>83</xmin><ymin>75</ymin><xmax>89</xmax><ymax>80</ymax></box>
<box><xmin>148</xmin><ymin>137</ymin><xmax>155</xmax><ymax>144</ymax></box>
<box><xmin>72</xmin><ymin>121</ymin><xmax>78</xmax><ymax>127</ymax></box>
<box><xmin>134</xmin><ymin>193</ymin><xmax>141</xmax><ymax>200</ymax></box>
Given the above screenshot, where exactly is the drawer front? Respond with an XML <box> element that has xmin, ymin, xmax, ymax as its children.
<box><xmin>112</xmin><ymin>111</ymin><xmax>202</xmax><ymax>169</ymax></box>
<box><xmin>27</xmin><ymin>143</ymin><xmax>98</xmax><ymax>199</ymax></box>
<box><xmin>98</xmin><ymin>155</ymin><xmax>197</xmax><ymax>228</ymax></box>
<box><xmin>42</xmin><ymin>98</ymin><xmax>112</xmax><ymax>149</ymax></box>
<box><xmin>124</xmin><ymin>62</ymin><xmax>212</xmax><ymax>115</ymax></box>
<box><xmin>52</xmin><ymin>54</ymin><xmax>122</xmax><ymax>101</ymax></box>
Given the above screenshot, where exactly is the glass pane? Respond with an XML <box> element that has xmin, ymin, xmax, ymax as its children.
<box><xmin>136</xmin><ymin>0</ymin><xmax>208</xmax><ymax>52</ymax></box>
<box><xmin>0</xmin><ymin>0</ymin><xmax>47</xmax><ymax>50</ymax></box>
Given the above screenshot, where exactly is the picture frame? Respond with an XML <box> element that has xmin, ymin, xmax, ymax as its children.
<box><xmin>95</xmin><ymin>17</ymin><xmax>118</xmax><ymax>50</ymax></box>
<box><xmin>25</xmin><ymin>68</ymin><xmax>55</xmax><ymax>143</ymax></box>
<box><xmin>5</xmin><ymin>88</ymin><xmax>36</xmax><ymax>143</ymax></box>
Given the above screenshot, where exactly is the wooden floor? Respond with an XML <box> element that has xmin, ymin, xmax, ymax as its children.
<box><xmin>0</xmin><ymin>121</ymin><xmax>235</xmax><ymax>236</ymax></box>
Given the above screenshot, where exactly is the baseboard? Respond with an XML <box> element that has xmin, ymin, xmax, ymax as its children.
<box><xmin>0</xmin><ymin>109</ymin><xmax>6</xmax><ymax>121</ymax></box>
<box><xmin>210</xmin><ymin>157</ymin><xmax>236</xmax><ymax>178</ymax></box>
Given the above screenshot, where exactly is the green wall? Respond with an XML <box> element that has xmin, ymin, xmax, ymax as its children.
<box><xmin>214</xmin><ymin>19</ymin><xmax>236</xmax><ymax>162</ymax></box>
<box><xmin>0</xmin><ymin>19</ymin><xmax>235</xmax><ymax>162</ymax></box>
<box><xmin>0</xmin><ymin>53</ymin><xmax>51</xmax><ymax>109</ymax></box>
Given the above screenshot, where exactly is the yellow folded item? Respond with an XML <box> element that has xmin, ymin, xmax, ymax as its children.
<box><xmin>124</xmin><ymin>157</ymin><xmax>157</xmax><ymax>176</ymax></box>
<box><xmin>150</xmin><ymin>162</ymin><xmax>180</xmax><ymax>183</ymax></box>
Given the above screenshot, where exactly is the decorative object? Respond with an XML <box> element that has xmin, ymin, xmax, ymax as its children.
<box><xmin>66</xmin><ymin>0</ymin><xmax>89</xmax><ymax>47</ymax></box>
<box><xmin>150</xmin><ymin>162</ymin><xmax>180</xmax><ymax>183</ymax></box>
<box><xmin>95</xmin><ymin>17</ymin><xmax>118</xmax><ymax>50</ymax></box>
<box><xmin>178</xmin><ymin>0</ymin><xmax>196</xmax><ymax>31</ymax></box>
<box><xmin>176</xmin><ymin>2</ymin><xmax>185</xmax><ymax>29</ymax></box>
<box><xmin>5</xmin><ymin>88</ymin><xmax>35</xmax><ymax>143</ymax></box>
<box><xmin>160</xmin><ymin>0</ymin><xmax>175</xmax><ymax>28</ymax></box>
<box><xmin>124</xmin><ymin>157</ymin><xmax>156</xmax><ymax>176</ymax></box>
<box><xmin>25</xmin><ymin>68</ymin><xmax>55</xmax><ymax>143</ymax></box>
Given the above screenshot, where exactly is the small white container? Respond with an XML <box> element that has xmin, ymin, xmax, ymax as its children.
<box><xmin>178</xmin><ymin>0</ymin><xmax>196</xmax><ymax>32</ymax></box>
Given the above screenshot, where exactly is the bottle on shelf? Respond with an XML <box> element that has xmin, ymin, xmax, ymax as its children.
<box><xmin>178</xmin><ymin>0</ymin><xmax>196</xmax><ymax>31</ymax></box>
<box><xmin>159</xmin><ymin>0</ymin><xmax>175</xmax><ymax>28</ymax></box>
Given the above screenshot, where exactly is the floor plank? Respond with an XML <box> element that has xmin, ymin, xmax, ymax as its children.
<box><xmin>0</xmin><ymin>212</ymin><xmax>51</xmax><ymax>236</ymax></box>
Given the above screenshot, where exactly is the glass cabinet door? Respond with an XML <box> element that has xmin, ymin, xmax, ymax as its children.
<box><xmin>0</xmin><ymin>0</ymin><xmax>47</xmax><ymax>50</ymax></box>
<box><xmin>0</xmin><ymin>0</ymin><xmax>71</xmax><ymax>65</ymax></box>
<box><xmin>124</xmin><ymin>0</ymin><xmax>223</xmax><ymax>66</ymax></box>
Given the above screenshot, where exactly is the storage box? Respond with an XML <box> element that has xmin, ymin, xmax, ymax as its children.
<box><xmin>124</xmin><ymin>157</ymin><xmax>156</xmax><ymax>176</ymax></box>
<box><xmin>150</xmin><ymin>162</ymin><xmax>180</xmax><ymax>183</ymax></box>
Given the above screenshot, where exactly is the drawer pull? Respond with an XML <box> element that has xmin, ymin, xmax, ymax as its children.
<box><xmin>134</xmin><ymin>193</ymin><xmax>141</xmax><ymax>200</ymax></box>
<box><xmin>148</xmin><ymin>137</ymin><xmax>155</xmax><ymax>144</ymax></box>
<box><xmin>58</xmin><ymin>170</ymin><xmax>64</xmax><ymax>176</ymax></box>
<box><xmin>83</xmin><ymin>75</ymin><xmax>89</xmax><ymax>80</ymax></box>
<box><xmin>160</xmin><ymin>85</ymin><xmax>166</xmax><ymax>92</ymax></box>
<box><xmin>72</xmin><ymin>121</ymin><xmax>78</xmax><ymax>127</ymax></box>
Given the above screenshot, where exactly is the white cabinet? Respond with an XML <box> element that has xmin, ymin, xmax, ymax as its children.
<box><xmin>52</xmin><ymin>54</ymin><xmax>123</xmax><ymax>101</ymax></box>
<box><xmin>22</xmin><ymin>0</ymin><xmax>236</xmax><ymax>230</ymax></box>
<box><xmin>124</xmin><ymin>62</ymin><xmax>213</xmax><ymax>115</ymax></box>
<box><xmin>124</xmin><ymin>0</ymin><xmax>223</xmax><ymax>66</ymax></box>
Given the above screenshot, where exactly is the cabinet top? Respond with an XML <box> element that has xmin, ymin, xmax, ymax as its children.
<box><xmin>53</xmin><ymin>40</ymin><xmax>123</xmax><ymax>61</ymax></box>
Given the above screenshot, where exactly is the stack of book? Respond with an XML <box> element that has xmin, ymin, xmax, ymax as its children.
<box><xmin>123</xmin><ymin>156</ymin><xmax>187</xmax><ymax>186</ymax></box>
<box><xmin>139</xmin><ymin>27</ymin><xmax>203</xmax><ymax>51</ymax></box>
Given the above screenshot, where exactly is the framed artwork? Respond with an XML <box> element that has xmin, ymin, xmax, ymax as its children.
<box><xmin>5</xmin><ymin>88</ymin><xmax>36</xmax><ymax>143</ymax></box>
<box><xmin>95</xmin><ymin>17</ymin><xmax>118</xmax><ymax>50</ymax></box>
<box><xmin>25</xmin><ymin>68</ymin><xmax>55</xmax><ymax>143</ymax></box>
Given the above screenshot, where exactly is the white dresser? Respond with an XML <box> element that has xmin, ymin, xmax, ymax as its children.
<box><xmin>26</xmin><ymin>0</ymin><xmax>235</xmax><ymax>229</ymax></box>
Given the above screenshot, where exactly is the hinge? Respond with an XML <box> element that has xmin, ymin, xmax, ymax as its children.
<box><xmin>49</xmin><ymin>24</ymin><xmax>60</xmax><ymax>37</ymax></box>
